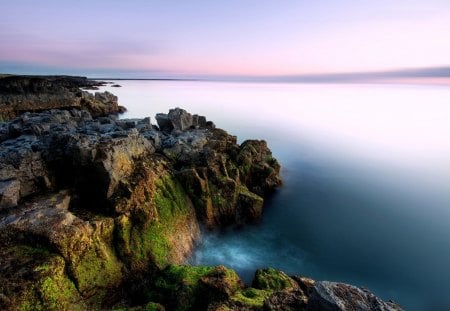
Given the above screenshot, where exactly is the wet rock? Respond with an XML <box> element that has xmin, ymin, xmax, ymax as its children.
<box><xmin>306</xmin><ymin>281</ymin><xmax>404</xmax><ymax>311</ymax></box>
<box><xmin>252</xmin><ymin>268</ymin><xmax>298</xmax><ymax>291</ymax></box>
<box><xmin>263</xmin><ymin>289</ymin><xmax>308</xmax><ymax>311</ymax></box>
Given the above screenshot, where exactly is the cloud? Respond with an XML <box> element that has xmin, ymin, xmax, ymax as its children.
<box><xmin>214</xmin><ymin>66</ymin><xmax>450</xmax><ymax>83</ymax></box>
<box><xmin>0</xmin><ymin>31</ymin><xmax>164</xmax><ymax>70</ymax></box>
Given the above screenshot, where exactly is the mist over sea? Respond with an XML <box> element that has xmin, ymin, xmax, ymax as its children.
<box><xmin>100</xmin><ymin>80</ymin><xmax>450</xmax><ymax>310</ymax></box>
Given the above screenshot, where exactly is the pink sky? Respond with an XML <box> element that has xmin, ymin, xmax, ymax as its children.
<box><xmin>1</xmin><ymin>1</ymin><xmax>450</xmax><ymax>77</ymax></box>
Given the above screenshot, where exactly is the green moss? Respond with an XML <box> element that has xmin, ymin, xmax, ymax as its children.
<box><xmin>39</xmin><ymin>272</ymin><xmax>82</xmax><ymax>310</ymax></box>
<box><xmin>154</xmin><ymin>175</ymin><xmax>191</xmax><ymax>221</ymax></box>
<box><xmin>252</xmin><ymin>268</ymin><xmax>297</xmax><ymax>291</ymax></box>
<box><xmin>164</xmin><ymin>265</ymin><xmax>215</xmax><ymax>285</ymax></box>
<box><xmin>146</xmin><ymin>175</ymin><xmax>191</xmax><ymax>268</ymax></box>
<box><xmin>231</xmin><ymin>288</ymin><xmax>271</xmax><ymax>308</ymax></box>
<box><xmin>73</xmin><ymin>244</ymin><xmax>123</xmax><ymax>298</ymax></box>
<box><xmin>144</xmin><ymin>302</ymin><xmax>165</xmax><ymax>311</ymax></box>
<box><xmin>116</xmin><ymin>174</ymin><xmax>192</xmax><ymax>269</ymax></box>
<box><xmin>16</xmin><ymin>250</ymin><xmax>86</xmax><ymax>311</ymax></box>
<box><xmin>149</xmin><ymin>265</ymin><xmax>242</xmax><ymax>311</ymax></box>
<box><xmin>111</xmin><ymin>302</ymin><xmax>165</xmax><ymax>311</ymax></box>
<box><xmin>150</xmin><ymin>265</ymin><xmax>214</xmax><ymax>311</ymax></box>
<box><xmin>11</xmin><ymin>244</ymin><xmax>50</xmax><ymax>258</ymax></box>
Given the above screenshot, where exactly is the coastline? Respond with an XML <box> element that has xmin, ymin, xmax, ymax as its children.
<box><xmin>0</xmin><ymin>75</ymin><xmax>403</xmax><ymax>310</ymax></box>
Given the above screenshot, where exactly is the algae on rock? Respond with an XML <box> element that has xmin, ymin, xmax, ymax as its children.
<box><xmin>0</xmin><ymin>106</ymin><xmax>282</xmax><ymax>310</ymax></box>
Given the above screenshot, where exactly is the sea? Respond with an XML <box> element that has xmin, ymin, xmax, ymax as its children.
<box><xmin>97</xmin><ymin>80</ymin><xmax>450</xmax><ymax>310</ymax></box>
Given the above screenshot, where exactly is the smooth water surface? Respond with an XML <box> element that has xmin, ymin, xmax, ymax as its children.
<box><xmin>102</xmin><ymin>81</ymin><xmax>450</xmax><ymax>310</ymax></box>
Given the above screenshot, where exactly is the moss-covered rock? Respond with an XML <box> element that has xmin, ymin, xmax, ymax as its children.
<box><xmin>114</xmin><ymin>160</ymin><xmax>200</xmax><ymax>270</ymax></box>
<box><xmin>252</xmin><ymin>268</ymin><xmax>298</xmax><ymax>291</ymax></box>
<box><xmin>148</xmin><ymin>265</ymin><xmax>242</xmax><ymax>311</ymax></box>
<box><xmin>112</xmin><ymin>301</ymin><xmax>165</xmax><ymax>311</ymax></box>
<box><xmin>0</xmin><ymin>106</ymin><xmax>283</xmax><ymax>310</ymax></box>
<box><xmin>68</xmin><ymin>219</ymin><xmax>123</xmax><ymax>302</ymax></box>
<box><xmin>0</xmin><ymin>245</ymin><xmax>85</xmax><ymax>311</ymax></box>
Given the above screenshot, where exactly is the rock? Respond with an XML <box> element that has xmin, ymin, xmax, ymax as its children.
<box><xmin>0</xmin><ymin>179</ymin><xmax>20</xmax><ymax>209</ymax></box>
<box><xmin>306</xmin><ymin>281</ymin><xmax>404</xmax><ymax>311</ymax></box>
<box><xmin>155</xmin><ymin>113</ymin><xmax>173</xmax><ymax>132</ymax></box>
<box><xmin>156</xmin><ymin>108</ymin><xmax>213</xmax><ymax>133</ymax></box>
<box><xmin>168</xmin><ymin>107</ymin><xmax>193</xmax><ymax>131</ymax></box>
<box><xmin>193</xmin><ymin>114</ymin><xmax>207</xmax><ymax>128</ymax></box>
<box><xmin>0</xmin><ymin>100</ymin><xmax>404</xmax><ymax>311</ymax></box>
<box><xmin>111</xmin><ymin>84</ymin><xmax>122</xmax><ymax>87</ymax></box>
<box><xmin>263</xmin><ymin>289</ymin><xmax>308</xmax><ymax>310</ymax></box>
<box><xmin>0</xmin><ymin>245</ymin><xmax>85</xmax><ymax>310</ymax></box>
<box><xmin>0</xmin><ymin>75</ymin><xmax>123</xmax><ymax>119</ymax></box>
<box><xmin>0</xmin><ymin>190</ymin><xmax>123</xmax><ymax>304</ymax></box>
<box><xmin>252</xmin><ymin>268</ymin><xmax>298</xmax><ymax>291</ymax></box>
<box><xmin>149</xmin><ymin>265</ymin><xmax>243</xmax><ymax>310</ymax></box>
<box><xmin>237</xmin><ymin>140</ymin><xmax>282</xmax><ymax>196</ymax></box>
<box><xmin>0</xmin><ymin>101</ymin><xmax>284</xmax><ymax>309</ymax></box>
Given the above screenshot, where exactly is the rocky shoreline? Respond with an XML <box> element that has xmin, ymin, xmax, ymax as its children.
<box><xmin>0</xmin><ymin>75</ymin><xmax>126</xmax><ymax>120</ymax></box>
<box><xmin>0</xmin><ymin>75</ymin><xmax>403</xmax><ymax>310</ymax></box>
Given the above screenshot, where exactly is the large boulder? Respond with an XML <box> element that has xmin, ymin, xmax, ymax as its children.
<box><xmin>156</xmin><ymin>108</ymin><xmax>215</xmax><ymax>133</ymax></box>
<box><xmin>306</xmin><ymin>281</ymin><xmax>404</xmax><ymax>311</ymax></box>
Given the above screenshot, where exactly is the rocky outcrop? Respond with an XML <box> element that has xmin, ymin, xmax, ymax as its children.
<box><xmin>306</xmin><ymin>281</ymin><xmax>403</xmax><ymax>311</ymax></box>
<box><xmin>0</xmin><ymin>75</ymin><xmax>125</xmax><ymax>119</ymax></box>
<box><xmin>156</xmin><ymin>108</ymin><xmax>212</xmax><ymax>132</ymax></box>
<box><xmin>0</xmin><ymin>107</ymin><xmax>282</xmax><ymax>309</ymax></box>
<box><xmin>153</xmin><ymin>267</ymin><xmax>403</xmax><ymax>311</ymax></box>
<box><xmin>0</xmin><ymin>81</ymin><xmax>401</xmax><ymax>310</ymax></box>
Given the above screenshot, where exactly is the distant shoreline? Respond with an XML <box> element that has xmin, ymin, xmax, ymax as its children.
<box><xmin>89</xmin><ymin>78</ymin><xmax>200</xmax><ymax>81</ymax></box>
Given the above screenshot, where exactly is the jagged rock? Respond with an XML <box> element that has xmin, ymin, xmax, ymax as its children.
<box><xmin>237</xmin><ymin>140</ymin><xmax>282</xmax><ymax>196</ymax></box>
<box><xmin>0</xmin><ymin>75</ymin><xmax>123</xmax><ymax>119</ymax></box>
<box><xmin>252</xmin><ymin>268</ymin><xmax>298</xmax><ymax>291</ymax></box>
<box><xmin>168</xmin><ymin>107</ymin><xmax>193</xmax><ymax>130</ymax></box>
<box><xmin>176</xmin><ymin>130</ymin><xmax>281</xmax><ymax>228</ymax></box>
<box><xmin>149</xmin><ymin>265</ymin><xmax>243</xmax><ymax>310</ymax></box>
<box><xmin>155</xmin><ymin>113</ymin><xmax>173</xmax><ymax>132</ymax></box>
<box><xmin>263</xmin><ymin>289</ymin><xmax>308</xmax><ymax>310</ymax></box>
<box><xmin>306</xmin><ymin>281</ymin><xmax>404</xmax><ymax>311</ymax></box>
<box><xmin>0</xmin><ymin>135</ymin><xmax>53</xmax><ymax>199</ymax></box>
<box><xmin>156</xmin><ymin>108</ymin><xmax>215</xmax><ymax>133</ymax></box>
<box><xmin>0</xmin><ymin>179</ymin><xmax>20</xmax><ymax>209</ymax></box>
<box><xmin>0</xmin><ymin>104</ymin><xmax>404</xmax><ymax>311</ymax></box>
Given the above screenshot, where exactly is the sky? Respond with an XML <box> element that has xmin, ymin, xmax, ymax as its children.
<box><xmin>1</xmin><ymin>0</ymin><xmax>450</xmax><ymax>78</ymax></box>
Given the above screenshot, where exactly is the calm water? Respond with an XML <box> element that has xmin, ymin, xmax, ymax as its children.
<box><xmin>102</xmin><ymin>81</ymin><xmax>450</xmax><ymax>310</ymax></box>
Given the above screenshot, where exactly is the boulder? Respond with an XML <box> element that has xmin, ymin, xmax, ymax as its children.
<box><xmin>252</xmin><ymin>268</ymin><xmax>298</xmax><ymax>291</ymax></box>
<box><xmin>168</xmin><ymin>107</ymin><xmax>193</xmax><ymax>130</ymax></box>
<box><xmin>306</xmin><ymin>281</ymin><xmax>404</xmax><ymax>311</ymax></box>
<box><xmin>155</xmin><ymin>113</ymin><xmax>173</xmax><ymax>132</ymax></box>
<box><xmin>156</xmin><ymin>108</ymin><xmax>214</xmax><ymax>133</ymax></box>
